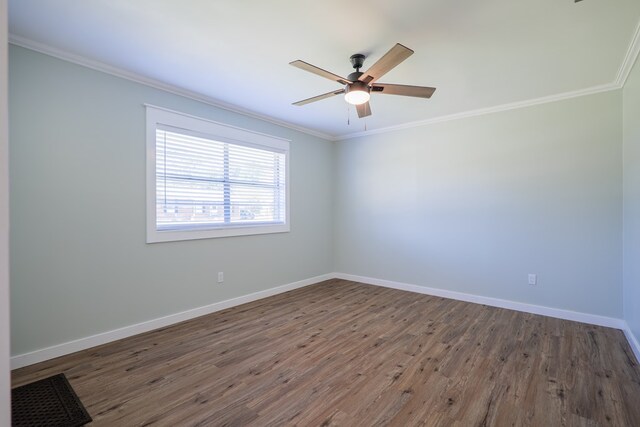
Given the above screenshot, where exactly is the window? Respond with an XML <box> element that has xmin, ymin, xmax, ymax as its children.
<box><xmin>146</xmin><ymin>105</ymin><xmax>289</xmax><ymax>243</ymax></box>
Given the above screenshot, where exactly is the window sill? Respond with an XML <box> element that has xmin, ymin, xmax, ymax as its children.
<box><xmin>146</xmin><ymin>223</ymin><xmax>290</xmax><ymax>243</ymax></box>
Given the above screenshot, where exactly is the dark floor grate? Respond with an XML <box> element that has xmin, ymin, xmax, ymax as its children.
<box><xmin>11</xmin><ymin>373</ymin><xmax>92</xmax><ymax>427</ymax></box>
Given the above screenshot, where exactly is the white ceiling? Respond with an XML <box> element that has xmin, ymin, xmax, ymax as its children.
<box><xmin>8</xmin><ymin>0</ymin><xmax>640</xmax><ymax>139</ymax></box>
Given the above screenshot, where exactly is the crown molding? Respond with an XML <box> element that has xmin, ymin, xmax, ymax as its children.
<box><xmin>10</xmin><ymin>14</ymin><xmax>640</xmax><ymax>144</ymax></box>
<box><xmin>335</xmin><ymin>82</ymin><xmax>620</xmax><ymax>141</ymax></box>
<box><xmin>336</xmin><ymin>16</ymin><xmax>640</xmax><ymax>141</ymax></box>
<box><xmin>615</xmin><ymin>18</ymin><xmax>640</xmax><ymax>87</ymax></box>
<box><xmin>8</xmin><ymin>35</ymin><xmax>335</xmax><ymax>142</ymax></box>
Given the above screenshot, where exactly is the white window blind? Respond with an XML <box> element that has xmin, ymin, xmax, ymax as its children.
<box><xmin>156</xmin><ymin>126</ymin><xmax>286</xmax><ymax>231</ymax></box>
<box><xmin>146</xmin><ymin>106</ymin><xmax>290</xmax><ymax>243</ymax></box>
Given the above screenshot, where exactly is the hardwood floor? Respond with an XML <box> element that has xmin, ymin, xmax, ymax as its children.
<box><xmin>12</xmin><ymin>279</ymin><xmax>640</xmax><ymax>426</ymax></box>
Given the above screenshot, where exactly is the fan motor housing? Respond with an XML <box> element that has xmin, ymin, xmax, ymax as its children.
<box><xmin>345</xmin><ymin>80</ymin><xmax>370</xmax><ymax>95</ymax></box>
<box><xmin>347</xmin><ymin>71</ymin><xmax>364</xmax><ymax>82</ymax></box>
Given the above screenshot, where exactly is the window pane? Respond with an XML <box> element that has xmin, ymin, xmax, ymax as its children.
<box><xmin>155</xmin><ymin>128</ymin><xmax>286</xmax><ymax>232</ymax></box>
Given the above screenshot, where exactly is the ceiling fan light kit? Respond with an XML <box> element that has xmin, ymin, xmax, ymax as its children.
<box><xmin>290</xmin><ymin>43</ymin><xmax>436</xmax><ymax>118</ymax></box>
<box><xmin>344</xmin><ymin>81</ymin><xmax>370</xmax><ymax>105</ymax></box>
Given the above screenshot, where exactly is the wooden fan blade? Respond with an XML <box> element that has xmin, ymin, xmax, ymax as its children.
<box><xmin>356</xmin><ymin>101</ymin><xmax>372</xmax><ymax>118</ymax></box>
<box><xmin>359</xmin><ymin>43</ymin><xmax>414</xmax><ymax>84</ymax></box>
<box><xmin>290</xmin><ymin>60</ymin><xmax>351</xmax><ymax>85</ymax></box>
<box><xmin>372</xmin><ymin>83</ymin><xmax>436</xmax><ymax>98</ymax></box>
<box><xmin>292</xmin><ymin>89</ymin><xmax>345</xmax><ymax>106</ymax></box>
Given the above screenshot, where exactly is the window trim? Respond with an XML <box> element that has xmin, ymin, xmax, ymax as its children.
<box><xmin>145</xmin><ymin>105</ymin><xmax>290</xmax><ymax>243</ymax></box>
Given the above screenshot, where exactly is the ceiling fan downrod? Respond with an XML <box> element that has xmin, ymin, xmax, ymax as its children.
<box><xmin>348</xmin><ymin>54</ymin><xmax>365</xmax><ymax>82</ymax></box>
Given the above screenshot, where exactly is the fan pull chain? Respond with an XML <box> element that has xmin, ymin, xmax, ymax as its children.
<box><xmin>347</xmin><ymin>104</ymin><xmax>350</xmax><ymax>126</ymax></box>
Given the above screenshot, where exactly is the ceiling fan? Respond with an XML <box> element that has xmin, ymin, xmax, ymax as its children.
<box><xmin>290</xmin><ymin>43</ymin><xmax>436</xmax><ymax>118</ymax></box>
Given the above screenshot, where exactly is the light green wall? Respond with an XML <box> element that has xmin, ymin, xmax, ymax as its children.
<box><xmin>624</xmin><ymin>56</ymin><xmax>640</xmax><ymax>342</ymax></box>
<box><xmin>335</xmin><ymin>90</ymin><xmax>623</xmax><ymax>317</ymax></box>
<box><xmin>9</xmin><ymin>45</ymin><xmax>334</xmax><ymax>356</ymax></box>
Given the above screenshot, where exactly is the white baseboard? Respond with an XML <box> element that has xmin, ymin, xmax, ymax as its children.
<box><xmin>333</xmin><ymin>272</ymin><xmax>625</xmax><ymax>329</ymax></box>
<box><xmin>11</xmin><ymin>273</ymin><xmax>334</xmax><ymax>370</ymax></box>
<box><xmin>12</xmin><ymin>271</ymin><xmax>637</xmax><ymax>370</ymax></box>
<box><xmin>623</xmin><ymin>323</ymin><xmax>640</xmax><ymax>364</ymax></box>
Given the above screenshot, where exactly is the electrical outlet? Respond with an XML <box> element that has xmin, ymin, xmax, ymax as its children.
<box><xmin>528</xmin><ymin>274</ymin><xmax>537</xmax><ymax>286</ymax></box>
<box><xmin>217</xmin><ymin>272</ymin><xmax>224</xmax><ymax>283</ymax></box>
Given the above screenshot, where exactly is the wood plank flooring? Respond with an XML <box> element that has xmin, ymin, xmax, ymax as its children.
<box><xmin>12</xmin><ymin>279</ymin><xmax>640</xmax><ymax>426</ymax></box>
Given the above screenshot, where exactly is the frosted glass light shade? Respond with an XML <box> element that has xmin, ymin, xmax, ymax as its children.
<box><xmin>344</xmin><ymin>81</ymin><xmax>371</xmax><ymax>105</ymax></box>
<box><xmin>344</xmin><ymin>90</ymin><xmax>370</xmax><ymax>105</ymax></box>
